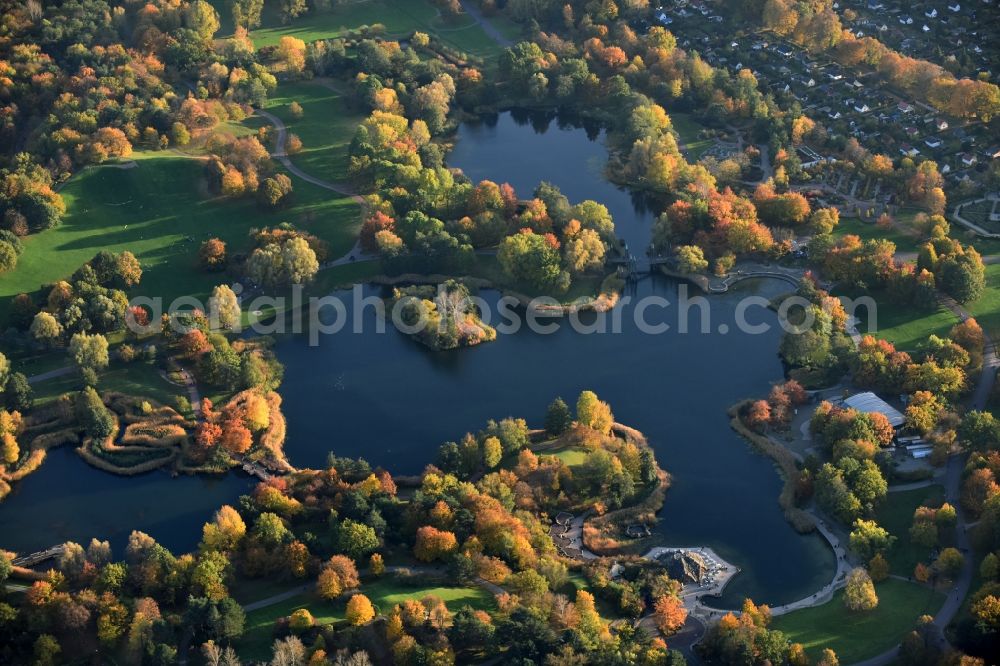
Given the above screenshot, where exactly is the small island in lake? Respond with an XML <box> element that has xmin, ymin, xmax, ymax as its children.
<box><xmin>388</xmin><ymin>280</ymin><xmax>497</xmax><ymax>351</ymax></box>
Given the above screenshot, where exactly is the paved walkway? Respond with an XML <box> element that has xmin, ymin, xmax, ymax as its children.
<box><xmin>26</xmin><ymin>365</ymin><xmax>73</xmax><ymax>384</ymax></box>
<box><xmin>255</xmin><ymin>108</ymin><xmax>366</xmax><ymax>210</ymax></box>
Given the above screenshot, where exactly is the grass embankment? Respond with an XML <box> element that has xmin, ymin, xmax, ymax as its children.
<box><xmin>238</xmin><ymin>578</ymin><xmax>493</xmax><ymax>661</ymax></box>
<box><xmin>1</xmin><ymin>152</ymin><xmax>359</xmax><ymax>322</ymax></box>
<box><xmin>876</xmin><ymin>485</ymin><xmax>946</xmax><ymax>576</ymax></box>
<box><xmin>771</xmin><ymin>578</ymin><xmax>945</xmax><ymax>663</ymax></box>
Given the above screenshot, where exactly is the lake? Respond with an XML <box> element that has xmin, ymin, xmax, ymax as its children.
<box><xmin>0</xmin><ymin>109</ymin><xmax>834</xmax><ymax>606</ymax></box>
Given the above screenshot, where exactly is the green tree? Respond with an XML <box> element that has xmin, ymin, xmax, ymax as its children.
<box><xmin>482</xmin><ymin>436</ymin><xmax>502</xmax><ymax>469</ymax></box>
<box><xmin>4</xmin><ymin>372</ymin><xmax>32</xmax><ymax>412</ymax></box>
<box><xmin>497</xmin><ymin>231</ymin><xmax>567</xmax><ymax>293</ymax></box>
<box><xmin>958</xmin><ymin>411</ymin><xmax>1000</xmax><ymax>451</ymax></box>
<box><xmin>849</xmin><ymin>519</ymin><xmax>896</xmax><ymax>561</ymax></box>
<box><xmin>229</xmin><ymin>0</ymin><xmax>264</xmax><ymax>28</ymax></box>
<box><xmin>545</xmin><ymin>397</ymin><xmax>572</xmax><ymax>435</ymax></box>
<box><xmin>675</xmin><ymin>245</ymin><xmax>709</xmax><ymax>273</ymax></box>
<box><xmin>69</xmin><ymin>332</ymin><xmax>109</xmax><ymax>372</ymax></box>
<box><xmin>75</xmin><ymin>387</ymin><xmax>115</xmax><ymax>439</ymax></box>
<box><xmin>934</xmin><ymin>547</ymin><xmax>964</xmax><ymax>579</ymax></box>
<box><xmin>30</xmin><ymin>312</ymin><xmax>63</xmax><ymax>345</ymax></box>
<box><xmin>336</xmin><ymin>518</ymin><xmax>379</xmax><ymax>558</ymax></box>
<box><xmin>576</xmin><ymin>390</ymin><xmax>613</xmax><ymax>434</ymax></box>
<box><xmin>184</xmin><ymin>0</ymin><xmax>220</xmax><ymax>41</ymax></box>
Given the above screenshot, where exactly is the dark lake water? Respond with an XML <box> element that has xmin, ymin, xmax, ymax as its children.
<box><xmin>0</xmin><ymin>110</ymin><xmax>834</xmax><ymax>606</ymax></box>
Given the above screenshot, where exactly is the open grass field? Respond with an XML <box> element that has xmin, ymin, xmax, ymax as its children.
<box><xmin>770</xmin><ymin>578</ymin><xmax>945</xmax><ymax>664</ymax></box>
<box><xmin>833</xmin><ymin>217</ymin><xmax>923</xmax><ymax>255</ymax></box>
<box><xmin>29</xmin><ymin>361</ymin><xmax>185</xmax><ymax>409</ymax></box>
<box><xmin>237</xmin><ymin>578</ymin><xmax>493</xmax><ymax>661</ymax></box>
<box><xmin>967</xmin><ymin>263</ymin><xmax>1000</xmax><ymax>342</ymax></box>
<box><xmin>549</xmin><ymin>447</ymin><xmax>587</xmax><ymax>467</ymax></box>
<box><xmin>876</xmin><ymin>485</ymin><xmax>945</xmax><ymax>576</ymax></box>
<box><xmin>212</xmin><ymin>0</ymin><xmax>518</xmax><ymax>59</ymax></box>
<box><xmin>671</xmin><ymin>112</ymin><xmax>714</xmax><ymax>159</ymax></box>
<box><xmin>850</xmin><ymin>293</ymin><xmax>957</xmax><ymax>352</ymax></box>
<box><xmin>0</xmin><ymin>152</ymin><xmax>359</xmax><ymax>323</ymax></box>
<box><xmin>266</xmin><ymin>81</ymin><xmax>363</xmax><ymax>183</ymax></box>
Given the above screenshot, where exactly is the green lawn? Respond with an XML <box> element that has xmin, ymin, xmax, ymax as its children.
<box><xmin>967</xmin><ymin>263</ymin><xmax>1000</xmax><ymax>342</ymax></box>
<box><xmin>771</xmin><ymin>579</ymin><xmax>945</xmax><ymax>663</ymax></box>
<box><xmin>218</xmin><ymin>0</ymin><xmax>513</xmax><ymax>59</ymax></box>
<box><xmin>29</xmin><ymin>361</ymin><xmax>185</xmax><ymax>408</ymax></box>
<box><xmin>671</xmin><ymin>112</ymin><xmax>714</xmax><ymax>159</ymax></box>
<box><xmin>1</xmin><ymin>151</ymin><xmax>359</xmax><ymax>322</ymax></box>
<box><xmin>239</xmin><ymin>592</ymin><xmax>344</xmax><ymax>662</ymax></box>
<box><xmin>266</xmin><ymin>81</ymin><xmax>363</xmax><ymax>183</ymax></box>
<box><xmin>851</xmin><ymin>294</ymin><xmax>957</xmax><ymax>352</ymax></box>
<box><xmin>876</xmin><ymin>485</ymin><xmax>945</xmax><ymax>576</ymax></box>
<box><xmin>237</xmin><ymin>578</ymin><xmax>493</xmax><ymax>661</ymax></box>
<box><xmin>833</xmin><ymin>217</ymin><xmax>923</xmax><ymax>255</ymax></box>
<box><xmin>544</xmin><ymin>447</ymin><xmax>587</xmax><ymax>467</ymax></box>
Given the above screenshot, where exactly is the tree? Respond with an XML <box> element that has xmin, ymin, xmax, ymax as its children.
<box><xmin>201</xmin><ymin>505</ymin><xmax>246</xmax><ymax>552</ymax></box>
<box><xmin>653</xmin><ymin>594</ymin><xmax>688</xmax><ymax>635</ymax></box>
<box><xmin>545</xmin><ymin>397</ymin><xmax>572</xmax><ymax>435</ymax></box>
<box><xmin>369</xmin><ymin>553</ymin><xmax>384</xmax><ymax>576</ymax></box>
<box><xmin>230</xmin><ymin>0</ymin><xmax>264</xmax><ymax>28</ymax></box>
<box><xmin>675</xmin><ymin>245</ymin><xmax>709</xmax><ymax>273</ymax></box>
<box><xmin>220</xmin><ymin>415</ymin><xmax>252</xmax><ymax>454</ymax></box>
<box><xmin>844</xmin><ymin>567</ymin><xmax>878</xmax><ymax>611</ymax></box>
<box><xmin>288</xmin><ymin>608</ymin><xmax>314</xmax><ymax>633</ymax></box>
<box><xmin>482</xmin><ymin>436</ymin><xmax>502</xmax><ymax>469</ymax></box>
<box><xmin>868</xmin><ymin>553</ymin><xmax>889</xmax><ymax>582</ymax></box>
<box><xmin>276</xmin><ymin>36</ymin><xmax>307</xmax><ymax>75</ymax></box>
<box><xmin>69</xmin><ymin>332</ymin><xmax>109</xmax><ymax>372</ymax></box>
<box><xmin>4</xmin><ymin>372</ymin><xmax>32</xmax><ymax>411</ymax></box>
<box><xmin>497</xmin><ymin>231</ymin><xmax>567</xmax><ymax>293</ymax></box>
<box><xmin>76</xmin><ymin>387</ymin><xmax>115</xmax><ymax>439</ymax></box>
<box><xmin>345</xmin><ymin>594</ymin><xmax>375</xmax><ymax>626</ymax></box>
<box><xmin>115</xmin><ymin>251</ymin><xmax>142</xmax><ymax>287</ymax></box>
<box><xmin>336</xmin><ymin>519</ymin><xmax>379</xmax><ymax>559</ymax></box>
<box><xmin>317</xmin><ymin>555</ymin><xmax>359</xmax><ymax>600</ymax></box>
<box><xmin>849</xmin><ymin>519</ymin><xmax>895</xmax><ymax>561</ymax></box>
<box><xmin>246</xmin><ymin>237</ymin><xmax>318</xmax><ymax>288</ymax></box>
<box><xmin>269</xmin><ymin>636</ymin><xmax>305</xmax><ymax>666</ymax></box>
<box><xmin>958</xmin><ymin>411</ymin><xmax>999</xmax><ymax>451</ymax></box>
<box><xmin>414</xmin><ymin>525</ymin><xmax>458</xmax><ymax>562</ymax></box>
<box><xmin>30</xmin><ymin>310</ymin><xmax>62</xmax><ymax>346</ymax></box>
<box><xmin>934</xmin><ymin>547</ymin><xmax>964</xmax><ymax>579</ymax></box>
<box><xmin>199</xmin><ymin>239</ymin><xmax>227</xmax><ymax>271</ymax></box>
<box><xmin>210</xmin><ymin>285</ymin><xmax>241</xmax><ymax>330</ymax></box>
<box><xmin>576</xmin><ymin>390</ymin><xmax>613</xmax><ymax>434</ymax></box>
<box><xmin>563</xmin><ymin>228</ymin><xmax>606</xmax><ymax>274</ymax></box>
<box><xmin>33</xmin><ymin>635</ymin><xmax>61</xmax><ymax>666</ymax></box>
